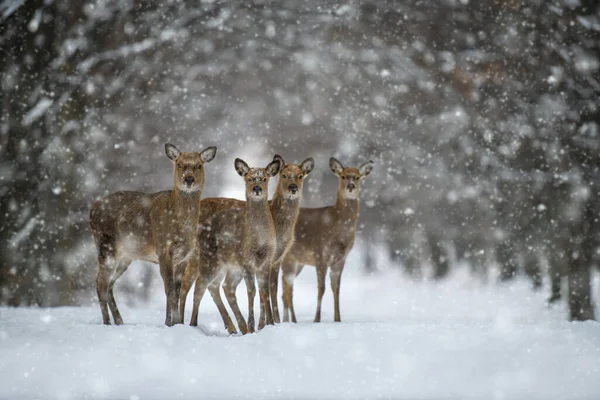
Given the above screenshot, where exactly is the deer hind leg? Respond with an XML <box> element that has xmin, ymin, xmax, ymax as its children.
<box><xmin>269</xmin><ymin>262</ymin><xmax>281</xmax><ymax>323</ymax></box>
<box><xmin>189</xmin><ymin>263</ymin><xmax>220</xmax><ymax>327</ymax></box>
<box><xmin>96</xmin><ymin>264</ymin><xmax>112</xmax><ymax>325</ymax></box>
<box><xmin>107</xmin><ymin>257</ymin><xmax>132</xmax><ymax>325</ymax></box>
<box><xmin>258</xmin><ymin>266</ymin><xmax>273</xmax><ymax>330</ymax></box>
<box><xmin>179</xmin><ymin>261</ymin><xmax>198</xmax><ymax>324</ymax></box>
<box><xmin>330</xmin><ymin>259</ymin><xmax>346</xmax><ymax>322</ymax></box>
<box><xmin>207</xmin><ymin>278</ymin><xmax>237</xmax><ymax>334</ymax></box>
<box><xmin>223</xmin><ymin>272</ymin><xmax>249</xmax><ymax>334</ymax></box>
<box><xmin>95</xmin><ymin>236</ymin><xmax>115</xmax><ymax>325</ymax></box>
<box><xmin>314</xmin><ymin>264</ymin><xmax>327</xmax><ymax>323</ymax></box>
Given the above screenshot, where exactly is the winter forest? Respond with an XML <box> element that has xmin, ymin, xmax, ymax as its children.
<box><xmin>1</xmin><ymin>0</ymin><xmax>600</xmax><ymax>399</ymax></box>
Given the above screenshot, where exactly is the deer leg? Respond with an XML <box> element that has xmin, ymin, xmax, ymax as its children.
<box><xmin>269</xmin><ymin>262</ymin><xmax>281</xmax><ymax>323</ymax></box>
<box><xmin>281</xmin><ymin>272</ymin><xmax>291</xmax><ymax>323</ymax></box>
<box><xmin>223</xmin><ymin>272</ymin><xmax>249</xmax><ymax>334</ymax></box>
<box><xmin>96</xmin><ymin>261</ymin><xmax>112</xmax><ymax>325</ymax></box>
<box><xmin>330</xmin><ymin>260</ymin><xmax>345</xmax><ymax>322</ymax></box>
<box><xmin>107</xmin><ymin>258</ymin><xmax>131</xmax><ymax>325</ymax></box>
<box><xmin>190</xmin><ymin>267</ymin><xmax>217</xmax><ymax>327</ymax></box>
<box><xmin>314</xmin><ymin>264</ymin><xmax>327</xmax><ymax>323</ymax></box>
<box><xmin>290</xmin><ymin>264</ymin><xmax>303</xmax><ymax>323</ymax></box>
<box><xmin>95</xmin><ymin>238</ymin><xmax>115</xmax><ymax>325</ymax></box>
<box><xmin>179</xmin><ymin>261</ymin><xmax>198</xmax><ymax>324</ymax></box>
<box><xmin>243</xmin><ymin>269</ymin><xmax>256</xmax><ymax>333</ymax></box>
<box><xmin>281</xmin><ymin>260</ymin><xmax>298</xmax><ymax>323</ymax></box>
<box><xmin>158</xmin><ymin>255</ymin><xmax>175</xmax><ymax>327</ymax></box>
<box><xmin>170</xmin><ymin>260</ymin><xmax>190</xmax><ymax>325</ymax></box>
<box><xmin>207</xmin><ymin>278</ymin><xmax>237</xmax><ymax>334</ymax></box>
<box><xmin>258</xmin><ymin>267</ymin><xmax>273</xmax><ymax>330</ymax></box>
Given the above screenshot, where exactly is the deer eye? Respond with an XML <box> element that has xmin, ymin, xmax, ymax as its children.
<box><xmin>342</xmin><ymin>176</ymin><xmax>346</xmax><ymax>180</ymax></box>
<box><xmin>247</xmin><ymin>179</ymin><xmax>252</xmax><ymax>182</ymax></box>
<box><xmin>298</xmin><ymin>175</ymin><xmax>303</xmax><ymax>180</ymax></box>
<box><xmin>263</xmin><ymin>178</ymin><xmax>267</xmax><ymax>182</ymax></box>
<box><xmin>282</xmin><ymin>175</ymin><xmax>287</xmax><ymax>179</ymax></box>
<box><xmin>197</xmin><ymin>165</ymin><xmax>202</xmax><ymax>170</ymax></box>
<box><xmin>177</xmin><ymin>164</ymin><xmax>183</xmax><ymax>168</ymax></box>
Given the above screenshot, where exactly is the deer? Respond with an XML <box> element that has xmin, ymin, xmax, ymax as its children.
<box><xmin>89</xmin><ymin>143</ymin><xmax>217</xmax><ymax>327</ymax></box>
<box><xmin>281</xmin><ymin>157</ymin><xmax>374</xmax><ymax>323</ymax></box>
<box><xmin>178</xmin><ymin>157</ymin><xmax>282</xmax><ymax>334</ymax></box>
<box><xmin>266</xmin><ymin>154</ymin><xmax>315</xmax><ymax>325</ymax></box>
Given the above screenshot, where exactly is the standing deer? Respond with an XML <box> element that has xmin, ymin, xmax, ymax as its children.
<box><xmin>281</xmin><ymin>157</ymin><xmax>374</xmax><ymax>323</ymax></box>
<box><xmin>89</xmin><ymin>143</ymin><xmax>217</xmax><ymax>326</ymax></box>
<box><xmin>267</xmin><ymin>154</ymin><xmax>315</xmax><ymax>325</ymax></box>
<box><xmin>179</xmin><ymin>158</ymin><xmax>282</xmax><ymax>334</ymax></box>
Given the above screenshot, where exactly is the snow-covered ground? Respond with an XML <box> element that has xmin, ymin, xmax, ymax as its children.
<box><xmin>1</xmin><ymin>256</ymin><xmax>599</xmax><ymax>400</ymax></box>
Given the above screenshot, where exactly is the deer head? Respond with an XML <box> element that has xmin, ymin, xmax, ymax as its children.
<box><xmin>235</xmin><ymin>158</ymin><xmax>282</xmax><ymax>201</ymax></box>
<box><xmin>329</xmin><ymin>157</ymin><xmax>374</xmax><ymax>200</ymax></box>
<box><xmin>273</xmin><ymin>154</ymin><xmax>315</xmax><ymax>200</ymax></box>
<box><xmin>165</xmin><ymin>143</ymin><xmax>217</xmax><ymax>193</ymax></box>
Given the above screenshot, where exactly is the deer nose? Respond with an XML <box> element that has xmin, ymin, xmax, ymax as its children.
<box><xmin>184</xmin><ymin>176</ymin><xmax>195</xmax><ymax>186</ymax></box>
<box><xmin>253</xmin><ymin>186</ymin><xmax>262</xmax><ymax>195</ymax></box>
<box><xmin>289</xmin><ymin>184</ymin><xmax>298</xmax><ymax>194</ymax></box>
<box><xmin>347</xmin><ymin>182</ymin><xmax>356</xmax><ymax>191</ymax></box>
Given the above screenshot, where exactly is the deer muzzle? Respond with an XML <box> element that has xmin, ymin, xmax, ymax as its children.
<box><xmin>184</xmin><ymin>176</ymin><xmax>195</xmax><ymax>186</ymax></box>
<box><xmin>253</xmin><ymin>186</ymin><xmax>262</xmax><ymax>195</ymax></box>
<box><xmin>289</xmin><ymin>183</ymin><xmax>298</xmax><ymax>194</ymax></box>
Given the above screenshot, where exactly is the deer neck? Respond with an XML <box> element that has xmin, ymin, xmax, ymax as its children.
<box><xmin>171</xmin><ymin>186</ymin><xmax>202</xmax><ymax>221</ymax></box>
<box><xmin>334</xmin><ymin>192</ymin><xmax>360</xmax><ymax>228</ymax></box>
<box><xmin>270</xmin><ymin>191</ymin><xmax>301</xmax><ymax>235</ymax></box>
<box><xmin>245</xmin><ymin>198</ymin><xmax>273</xmax><ymax>236</ymax></box>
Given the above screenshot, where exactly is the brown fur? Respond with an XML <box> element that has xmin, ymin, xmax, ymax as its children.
<box><xmin>179</xmin><ymin>158</ymin><xmax>281</xmax><ymax>334</ymax></box>
<box><xmin>281</xmin><ymin>157</ymin><xmax>373</xmax><ymax>323</ymax></box>
<box><xmin>89</xmin><ymin>144</ymin><xmax>217</xmax><ymax>326</ymax></box>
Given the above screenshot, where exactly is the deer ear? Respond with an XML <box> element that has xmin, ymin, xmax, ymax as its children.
<box><xmin>234</xmin><ymin>158</ymin><xmax>250</xmax><ymax>177</ymax></box>
<box><xmin>329</xmin><ymin>157</ymin><xmax>344</xmax><ymax>175</ymax></box>
<box><xmin>266</xmin><ymin>159</ymin><xmax>282</xmax><ymax>177</ymax></box>
<box><xmin>301</xmin><ymin>157</ymin><xmax>315</xmax><ymax>175</ymax></box>
<box><xmin>273</xmin><ymin>154</ymin><xmax>285</xmax><ymax>168</ymax></box>
<box><xmin>359</xmin><ymin>160</ymin><xmax>374</xmax><ymax>177</ymax></box>
<box><xmin>200</xmin><ymin>146</ymin><xmax>217</xmax><ymax>163</ymax></box>
<box><xmin>165</xmin><ymin>143</ymin><xmax>181</xmax><ymax>161</ymax></box>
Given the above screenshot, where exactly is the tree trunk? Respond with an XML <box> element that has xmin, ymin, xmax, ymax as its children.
<box><xmin>568</xmin><ymin>215</ymin><xmax>596</xmax><ymax>321</ymax></box>
<box><xmin>568</xmin><ymin>256</ymin><xmax>595</xmax><ymax>321</ymax></box>
<box><xmin>497</xmin><ymin>240</ymin><xmax>517</xmax><ymax>281</ymax></box>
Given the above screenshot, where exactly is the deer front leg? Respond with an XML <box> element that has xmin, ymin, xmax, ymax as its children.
<box><xmin>258</xmin><ymin>267</ymin><xmax>273</xmax><ymax>330</ymax></box>
<box><xmin>171</xmin><ymin>260</ymin><xmax>189</xmax><ymax>325</ymax></box>
<box><xmin>179</xmin><ymin>261</ymin><xmax>198</xmax><ymax>324</ymax></box>
<box><xmin>314</xmin><ymin>264</ymin><xmax>327</xmax><ymax>323</ymax></box>
<box><xmin>223</xmin><ymin>272</ymin><xmax>249</xmax><ymax>334</ymax></box>
<box><xmin>159</xmin><ymin>255</ymin><xmax>176</xmax><ymax>327</ymax></box>
<box><xmin>282</xmin><ymin>262</ymin><xmax>301</xmax><ymax>323</ymax></box>
<box><xmin>330</xmin><ymin>259</ymin><xmax>345</xmax><ymax>322</ymax></box>
<box><xmin>269</xmin><ymin>262</ymin><xmax>281</xmax><ymax>323</ymax></box>
<box><xmin>281</xmin><ymin>272</ymin><xmax>292</xmax><ymax>323</ymax></box>
<box><xmin>243</xmin><ymin>270</ymin><xmax>256</xmax><ymax>333</ymax></box>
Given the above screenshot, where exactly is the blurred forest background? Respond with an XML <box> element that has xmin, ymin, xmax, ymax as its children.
<box><xmin>1</xmin><ymin>0</ymin><xmax>599</xmax><ymax>321</ymax></box>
